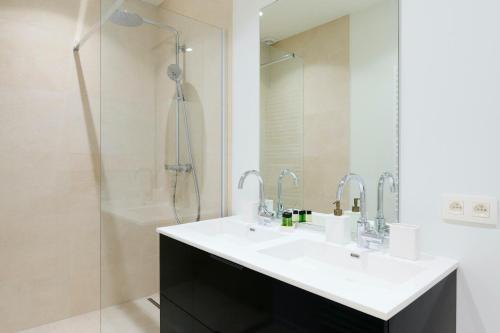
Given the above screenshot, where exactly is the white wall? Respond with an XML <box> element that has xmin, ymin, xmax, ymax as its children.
<box><xmin>400</xmin><ymin>0</ymin><xmax>500</xmax><ymax>332</ymax></box>
<box><xmin>350</xmin><ymin>0</ymin><xmax>398</xmax><ymax>222</ymax></box>
<box><xmin>232</xmin><ymin>0</ymin><xmax>275</xmax><ymax>214</ymax></box>
<box><xmin>233</xmin><ymin>0</ymin><xmax>500</xmax><ymax>331</ymax></box>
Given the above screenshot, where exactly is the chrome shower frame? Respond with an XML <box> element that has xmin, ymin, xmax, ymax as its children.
<box><xmin>260</xmin><ymin>52</ymin><xmax>295</xmax><ymax>68</ymax></box>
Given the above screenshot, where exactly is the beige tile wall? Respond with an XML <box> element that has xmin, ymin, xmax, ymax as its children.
<box><xmin>0</xmin><ymin>0</ymin><xmax>232</xmax><ymax>332</ymax></box>
<box><xmin>0</xmin><ymin>0</ymin><xmax>101</xmax><ymax>332</ymax></box>
<box><xmin>274</xmin><ymin>16</ymin><xmax>351</xmax><ymax>213</ymax></box>
<box><xmin>161</xmin><ymin>0</ymin><xmax>232</xmax><ymax>29</ymax></box>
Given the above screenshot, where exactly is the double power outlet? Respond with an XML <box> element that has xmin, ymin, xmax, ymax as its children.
<box><xmin>442</xmin><ymin>194</ymin><xmax>498</xmax><ymax>226</ymax></box>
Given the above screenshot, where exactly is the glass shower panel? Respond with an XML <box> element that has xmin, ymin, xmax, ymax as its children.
<box><xmin>100</xmin><ymin>0</ymin><xmax>224</xmax><ymax>331</ymax></box>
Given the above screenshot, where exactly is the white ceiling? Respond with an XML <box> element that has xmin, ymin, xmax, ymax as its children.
<box><xmin>260</xmin><ymin>0</ymin><xmax>385</xmax><ymax>42</ymax></box>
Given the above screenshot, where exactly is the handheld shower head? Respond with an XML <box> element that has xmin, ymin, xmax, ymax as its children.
<box><xmin>167</xmin><ymin>64</ymin><xmax>182</xmax><ymax>82</ymax></box>
<box><xmin>168</xmin><ymin>64</ymin><xmax>184</xmax><ymax>100</ymax></box>
<box><xmin>110</xmin><ymin>10</ymin><xmax>143</xmax><ymax>27</ymax></box>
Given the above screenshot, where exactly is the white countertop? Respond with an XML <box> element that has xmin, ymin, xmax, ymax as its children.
<box><xmin>157</xmin><ymin>216</ymin><xmax>458</xmax><ymax>320</ymax></box>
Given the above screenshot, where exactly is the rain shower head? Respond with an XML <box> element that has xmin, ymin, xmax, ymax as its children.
<box><xmin>110</xmin><ymin>10</ymin><xmax>143</xmax><ymax>27</ymax></box>
<box><xmin>74</xmin><ymin>0</ymin><xmax>179</xmax><ymax>52</ymax></box>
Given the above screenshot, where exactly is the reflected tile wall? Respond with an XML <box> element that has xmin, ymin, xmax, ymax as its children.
<box><xmin>260</xmin><ymin>44</ymin><xmax>304</xmax><ymax>210</ymax></box>
<box><xmin>273</xmin><ymin>16</ymin><xmax>351</xmax><ymax>213</ymax></box>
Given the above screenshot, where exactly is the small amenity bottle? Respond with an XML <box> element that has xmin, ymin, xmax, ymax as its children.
<box><xmin>306</xmin><ymin>210</ymin><xmax>312</xmax><ymax>222</ymax></box>
<box><xmin>282</xmin><ymin>211</ymin><xmax>293</xmax><ymax>227</ymax></box>
<box><xmin>299</xmin><ymin>210</ymin><xmax>306</xmax><ymax>223</ymax></box>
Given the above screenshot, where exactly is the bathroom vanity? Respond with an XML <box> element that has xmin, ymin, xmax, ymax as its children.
<box><xmin>157</xmin><ymin>217</ymin><xmax>457</xmax><ymax>333</ymax></box>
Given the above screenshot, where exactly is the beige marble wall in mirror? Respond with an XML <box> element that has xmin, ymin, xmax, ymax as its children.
<box><xmin>260</xmin><ymin>0</ymin><xmax>399</xmax><ymax>223</ymax></box>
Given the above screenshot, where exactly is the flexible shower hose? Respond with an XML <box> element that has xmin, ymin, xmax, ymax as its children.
<box><xmin>172</xmin><ymin>98</ymin><xmax>201</xmax><ymax>224</ymax></box>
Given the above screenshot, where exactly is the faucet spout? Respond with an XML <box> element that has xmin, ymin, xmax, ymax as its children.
<box><xmin>238</xmin><ymin>170</ymin><xmax>274</xmax><ymax>219</ymax></box>
<box><xmin>337</xmin><ymin>173</ymin><xmax>381</xmax><ymax>248</ymax></box>
<box><xmin>375</xmin><ymin>172</ymin><xmax>398</xmax><ymax>234</ymax></box>
<box><xmin>276</xmin><ymin>169</ymin><xmax>299</xmax><ymax>218</ymax></box>
<box><xmin>336</xmin><ymin>173</ymin><xmax>368</xmax><ymax>223</ymax></box>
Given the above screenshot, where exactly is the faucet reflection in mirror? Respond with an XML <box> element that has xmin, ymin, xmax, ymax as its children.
<box><xmin>375</xmin><ymin>172</ymin><xmax>398</xmax><ymax>237</ymax></box>
<box><xmin>276</xmin><ymin>169</ymin><xmax>299</xmax><ymax>218</ymax></box>
<box><xmin>238</xmin><ymin>170</ymin><xmax>275</xmax><ymax>220</ymax></box>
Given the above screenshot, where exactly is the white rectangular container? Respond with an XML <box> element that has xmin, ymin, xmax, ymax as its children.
<box><xmin>325</xmin><ymin>215</ymin><xmax>351</xmax><ymax>245</ymax></box>
<box><xmin>389</xmin><ymin>223</ymin><xmax>420</xmax><ymax>260</ymax></box>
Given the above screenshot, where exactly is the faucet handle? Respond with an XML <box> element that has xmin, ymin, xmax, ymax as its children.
<box><xmin>333</xmin><ymin>201</ymin><xmax>343</xmax><ymax>216</ymax></box>
<box><xmin>259</xmin><ymin>205</ymin><xmax>275</xmax><ymax>218</ymax></box>
<box><xmin>359</xmin><ymin>230</ymin><xmax>385</xmax><ymax>249</ymax></box>
<box><xmin>352</xmin><ymin>198</ymin><xmax>360</xmax><ymax>212</ymax></box>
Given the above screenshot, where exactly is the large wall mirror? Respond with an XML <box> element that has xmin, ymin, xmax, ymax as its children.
<box><xmin>260</xmin><ymin>0</ymin><xmax>399</xmax><ymax>223</ymax></box>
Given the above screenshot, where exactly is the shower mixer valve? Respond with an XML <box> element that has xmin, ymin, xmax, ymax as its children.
<box><xmin>165</xmin><ymin>164</ymin><xmax>193</xmax><ymax>173</ymax></box>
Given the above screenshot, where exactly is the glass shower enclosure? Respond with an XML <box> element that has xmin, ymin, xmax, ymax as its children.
<box><xmin>98</xmin><ymin>0</ymin><xmax>224</xmax><ymax>331</ymax></box>
<box><xmin>260</xmin><ymin>43</ymin><xmax>304</xmax><ymax>211</ymax></box>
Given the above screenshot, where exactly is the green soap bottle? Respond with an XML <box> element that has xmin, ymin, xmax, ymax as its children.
<box><xmin>282</xmin><ymin>211</ymin><xmax>293</xmax><ymax>227</ymax></box>
<box><xmin>299</xmin><ymin>210</ymin><xmax>306</xmax><ymax>223</ymax></box>
<box><xmin>306</xmin><ymin>210</ymin><xmax>312</xmax><ymax>222</ymax></box>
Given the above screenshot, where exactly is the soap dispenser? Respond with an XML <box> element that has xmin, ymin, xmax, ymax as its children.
<box><xmin>325</xmin><ymin>201</ymin><xmax>351</xmax><ymax>245</ymax></box>
<box><xmin>344</xmin><ymin>198</ymin><xmax>361</xmax><ymax>241</ymax></box>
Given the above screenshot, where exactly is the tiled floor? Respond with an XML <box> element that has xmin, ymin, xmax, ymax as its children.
<box><xmin>18</xmin><ymin>312</ymin><xmax>100</xmax><ymax>333</ymax></box>
<box><xmin>19</xmin><ymin>295</ymin><xmax>160</xmax><ymax>333</ymax></box>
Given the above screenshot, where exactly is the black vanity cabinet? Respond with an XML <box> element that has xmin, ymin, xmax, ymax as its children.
<box><xmin>160</xmin><ymin>235</ymin><xmax>456</xmax><ymax>333</ymax></box>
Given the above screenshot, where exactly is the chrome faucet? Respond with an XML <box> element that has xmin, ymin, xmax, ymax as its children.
<box><xmin>238</xmin><ymin>170</ymin><xmax>274</xmax><ymax>219</ymax></box>
<box><xmin>276</xmin><ymin>169</ymin><xmax>298</xmax><ymax>218</ymax></box>
<box><xmin>375</xmin><ymin>172</ymin><xmax>398</xmax><ymax>237</ymax></box>
<box><xmin>336</xmin><ymin>173</ymin><xmax>382</xmax><ymax>248</ymax></box>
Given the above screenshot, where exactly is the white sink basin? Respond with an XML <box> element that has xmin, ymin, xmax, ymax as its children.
<box><xmin>175</xmin><ymin>218</ymin><xmax>285</xmax><ymax>246</ymax></box>
<box><xmin>259</xmin><ymin>239</ymin><xmax>423</xmax><ymax>287</ymax></box>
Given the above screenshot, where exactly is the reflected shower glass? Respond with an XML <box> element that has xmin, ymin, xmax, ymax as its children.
<box><xmin>260</xmin><ymin>43</ymin><xmax>304</xmax><ymax>211</ymax></box>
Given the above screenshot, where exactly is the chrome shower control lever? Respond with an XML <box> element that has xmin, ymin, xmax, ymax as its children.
<box><xmin>165</xmin><ymin>164</ymin><xmax>193</xmax><ymax>173</ymax></box>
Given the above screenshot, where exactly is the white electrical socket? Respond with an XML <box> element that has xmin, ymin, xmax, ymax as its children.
<box><xmin>448</xmin><ymin>200</ymin><xmax>464</xmax><ymax>215</ymax></box>
<box><xmin>442</xmin><ymin>194</ymin><xmax>498</xmax><ymax>227</ymax></box>
<box><xmin>472</xmin><ymin>202</ymin><xmax>490</xmax><ymax>218</ymax></box>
